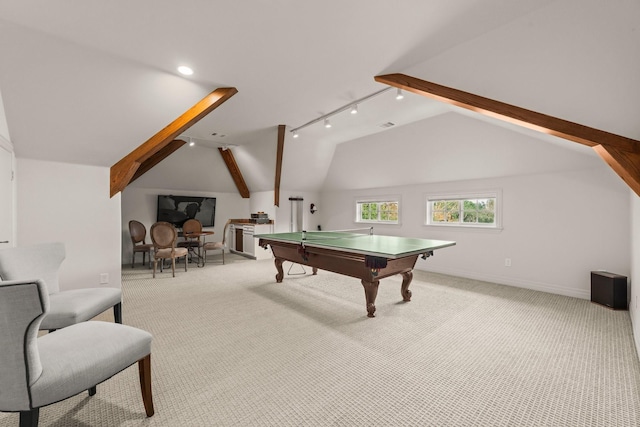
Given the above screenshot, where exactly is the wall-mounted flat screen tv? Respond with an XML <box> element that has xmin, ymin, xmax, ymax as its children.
<box><xmin>157</xmin><ymin>195</ymin><xmax>216</xmax><ymax>228</ymax></box>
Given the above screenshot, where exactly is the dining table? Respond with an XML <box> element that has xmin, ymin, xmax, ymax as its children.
<box><xmin>183</xmin><ymin>230</ymin><xmax>214</xmax><ymax>267</ymax></box>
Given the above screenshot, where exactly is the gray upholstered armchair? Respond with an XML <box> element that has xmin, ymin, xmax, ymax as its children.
<box><xmin>0</xmin><ymin>242</ymin><xmax>122</xmax><ymax>331</ymax></box>
<box><xmin>0</xmin><ymin>279</ymin><xmax>154</xmax><ymax>426</ymax></box>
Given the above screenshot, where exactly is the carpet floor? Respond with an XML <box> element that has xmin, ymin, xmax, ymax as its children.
<box><xmin>2</xmin><ymin>254</ymin><xmax>639</xmax><ymax>426</ymax></box>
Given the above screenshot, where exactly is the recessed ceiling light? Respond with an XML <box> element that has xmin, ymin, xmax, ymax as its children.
<box><xmin>177</xmin><ymin>66</ymin><xmax>194</xmax><ymax>76</ymax></box>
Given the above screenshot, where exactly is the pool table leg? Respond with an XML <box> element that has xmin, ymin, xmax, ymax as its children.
<box><xmin>274</xmin><ymin>258</ymin><xmax>284</xmax><ymax>282</ymax></box>
<box><xmin>361</xmin><ymin>279</ymin><xmax>380</xmax><ymax>317</ymax></box>
<box><xmin>401</xmin><ymin>271</ymin><xmax>413</xmax><ymax>301</ymax></box>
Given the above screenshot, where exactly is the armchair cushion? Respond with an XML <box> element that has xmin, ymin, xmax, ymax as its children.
<box><xmin>31</xmin><ymin>321</ymin><xmax>152</xmax><ymax>409</ymax></box>
<box><xmin>42</xmin><ymin>287</ymin><xmax>122</xmax><ymax>330</ymax></box>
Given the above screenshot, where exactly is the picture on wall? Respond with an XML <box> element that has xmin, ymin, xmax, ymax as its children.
<box><xmin>157</xmin><ymin>195</ymin><xmax>216</xmax><ymax>228</ymax></box>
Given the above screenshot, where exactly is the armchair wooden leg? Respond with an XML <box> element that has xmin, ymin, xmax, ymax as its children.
<box><xmin>138</xmin><ymin>354</ymin><xmax>154</xmax><ymax>417</ymax></box>
<box><xmin>19</xmin><ymin>409</ymin><xmax>39</xmax><ymax>427</ymax></box>
<box><xmin>88</xmin><ymin>386</ymin><xmax>97</xmax><ymax>396</ymax></box>
<box><xmin>113</xmin><ymin>303</ymin><xmax>122</xmax><ymax>324</ymax></box>
<box><xmin>153</xmin><ymin>259</ymin><xmax>157</xmax><ymax>278</ymax></box>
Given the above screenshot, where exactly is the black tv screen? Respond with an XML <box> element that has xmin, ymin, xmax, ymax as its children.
<box><xmin>157</xmin><ymin>195</ymin><xmax>216</xmax><ymax>228</ymax></box>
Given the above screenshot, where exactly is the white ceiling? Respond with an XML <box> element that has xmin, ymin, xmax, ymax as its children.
<box><xmin>5</xmin><ymin>0</ymin><xmax>631</xmax><ymax>198</ymax></box>
<box><xmin>0</xmin><ymin>0</ymin><xmax>558</xmax><ymax>162</ymax></box>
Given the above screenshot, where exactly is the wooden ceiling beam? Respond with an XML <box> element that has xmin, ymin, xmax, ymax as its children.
<box><xmin>218</xmin><ymin>147</ymin><xmax>250</xmax><ymax>198</ymax></box>
<box><xmin>375</xmin><ymin>73</ymin><xmax>640</xmax><ymax>196</ymax></box>
<box><xmin>130</xmin><ymin>139</ymin><xmax>187</xmax><ymax>183</ymax></box>
<box><xmin>375</xmin><ymin>74</ymin><xmax>637</xmax><ymax>152</ymax></box>
<box><xmin>593</xmin><ymin>145</ymin><xmax>640</xmax><ymax>197</ymax></box>
<box><xmin>274</xmin><ymin>125</ymin><xmax>285</xmax><ymax>207</ymax></box>
<box><xmin>110</xmin><ymin>87</ymin><xmax>238</xmax><ymax>197</ymax></box>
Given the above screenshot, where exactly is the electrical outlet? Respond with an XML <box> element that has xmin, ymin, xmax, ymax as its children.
<box><xmin>99</xmin><ymin>273</ymin><xmax>109</xmax><ymax>284</ymax></box>
<box><xmin>504</xmin><ymin>258</ymin><xmax>512</xmax><ymax>267</ymax></box>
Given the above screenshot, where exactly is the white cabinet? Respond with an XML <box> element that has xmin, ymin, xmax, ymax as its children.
<box><xmin>243</xmin><ymin>225</ymin><xmax>255</xmax><ymax>256</ymax></box>
<box><xmin>230</xmin><ymin>223</ymin><xmax>273</xmax><ymax>260</ymax></box>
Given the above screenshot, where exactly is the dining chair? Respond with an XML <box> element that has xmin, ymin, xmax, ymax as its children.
<box><xmin>0</xmin><ymin>279</ymin><xmax>154</xmax><ymax>426</ymax></box>
<box><xmin>150</xmin><ymin>221</ymin><xmax>188</xmax><ymax>278</ymax></box>
<box><xmin>0</xmin><ymin>242</ymin><xmax>122</xmax><ymax>332</ymax></box>
<box><xmin>129</xmin><ymin>220</ymin><xmax>153</xmax><ymax>268</ymax></box>
<box><xmin>203</xmin><ymin>219</ymin><xmax>231</xmax><ymax>265</ymax></box>
<box><xmin>178</xmin><ymin>218</ymin><xmax>204</xmax><ymax>263</ymax></box>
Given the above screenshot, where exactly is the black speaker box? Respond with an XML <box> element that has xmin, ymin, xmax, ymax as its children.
<box><xmin>591</xmin><ymin>271</ymin><xmax>627</xmax><ymax>310</ymax></box>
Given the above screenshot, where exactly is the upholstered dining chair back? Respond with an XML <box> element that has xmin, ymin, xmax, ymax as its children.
<box><xmin>129</xmin><ymin>220</ymin><xmax>153</xmax><ymax>268</ymax></box>
<box><xmin>151</xmin><ymin>221</ymin><xmax>178</xmax><ymax>249</ymax></box>
<box><xmin>178</xmin><ymin>219</ymin><xmax>204</xmax><ymax>251</ymax></box>
<box><xmin>182</xmin><ymin>218</ymin><xmax>202</xmax><ymax>236</ymax></box>
<box><xmin>129</xmin><ymin>220</ymin><xmax>147</xmax><ymax>244</ymax></box>
<box><xmin>203</xmin><ymin>219</ymin><xmax>232</xmax><ymax>265</ymax></box>
<box><xmin>150</xmin><ymin>221</ymin><xmax>188</xmax><ymax>278</ymax></box>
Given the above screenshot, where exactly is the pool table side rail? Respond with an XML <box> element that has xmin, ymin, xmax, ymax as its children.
<box><xmin>255</xmin><ymin>233</ymin><xmax>456</xmax><ymax>259</ymax></box>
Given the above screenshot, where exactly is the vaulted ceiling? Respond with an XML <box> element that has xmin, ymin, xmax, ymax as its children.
<box><xmin>0</xmin><ymin>0</ymin><xmax>638</xmax><ymax>196</ymax></box>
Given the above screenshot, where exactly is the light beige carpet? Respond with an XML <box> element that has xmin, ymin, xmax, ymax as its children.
<box><xmin>2</xmin><ymin>253</ymin><xmax>639</xmax><ymax>426</ymax></box>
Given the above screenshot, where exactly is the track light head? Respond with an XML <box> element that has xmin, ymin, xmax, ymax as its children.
<box><xmin>292</xmin><ymin>131</ymin><xmax>299</xmax><ymax>138</ymax></box>
<box><xmin>396</xmin><ymin>88</ymin><xmax>404</xmax><ymax>100</ymax></box>
<box><xmin>351</xmin><ymin>104</ymin><xmax>358</xmax><ymax>114</ymax></box>
<box><xmin>324</xmin><ymin>118</ymin><xmax>332</xmax><ymax>128</ymax></box>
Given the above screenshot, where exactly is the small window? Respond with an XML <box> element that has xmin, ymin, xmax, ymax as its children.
<box><xmin>427</xmin><ymin>191</ymin><xmax>500</xmax><ymax>228</ymax></box>
<box><xmin>356</xmin><ymin>200</ymin><xmax>399</xmax><ymax>224</ymax></box>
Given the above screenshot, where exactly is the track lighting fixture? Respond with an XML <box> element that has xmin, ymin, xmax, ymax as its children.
<box><xmin>396</xmin><ymin>88</ymin><xmax>404</xmax><ymax>100</ymax></box>
<box><xmin>179</xmin><ymin>134</ymin><xmax>237</xmax><ymax>150</ymax></box>
<box><xmin>289</xmin><ymin>86</ymin><xmax>392</xmax><ymax>138</ymax></box>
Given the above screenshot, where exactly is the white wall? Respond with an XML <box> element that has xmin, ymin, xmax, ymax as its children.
<box><xmin>630</xmin><ymin>191</ymin><xmax>640</xmax><ymax>356</ymax></box>
<box><xmin>249</xmin><ymin>191</ymin><xmax>277</xmax><ymax>222</ymax></box>
<box><xmin>272</xmin><ymin>190</ymin><xmax>321</xmax><ymax>234</ymax></box>
<box><xmin>321</xmin><ymin>165</ymin><xmax>630</xmax><ymax>300</ymax></box>
<box><xmin>120</xmin><ymin>186</ymin><xmax>250</xmax><ymax>265</ymax></box>
<box><xmin>405</xmin><ymin>0</ymin><xmax>640</xmax><ymax>140</ymax></box>
<box><xmin>0</xmin><ymin>89</ymin><xmax>16</xmax><ymax>249</ymax></box>
<box><xmin>250</xmin><ymin>190</ymin><xmax>321</xmax><ymax>233</ymax></box>
<box><xmin>323</xmin><ymin>113</ymin><xmax>603</xmax><ymax>191</ymax></box>
<box><xmin>16</xmin><ymin>158</ymin><xmax>122</xmax><ymax>291</ymax></box>
<box><xmin>0</xmin><ymin>89</ymin><xmax>10</xmax><ymax>143</ymax></box>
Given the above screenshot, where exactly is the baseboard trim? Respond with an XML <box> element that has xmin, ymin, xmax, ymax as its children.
<box><xmin>415</xmin><ymin>265</ymin><xmax>590</xmax><ymax>300</ymax></box>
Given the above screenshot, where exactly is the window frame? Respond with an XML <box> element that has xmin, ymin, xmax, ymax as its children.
<box><xmin>425</xmin><ymin>190</ymin><xmax>502</xmax><ymax>230</ymax></box>
<box><xmin>355</xmin><ymin>196</ymin><xmax>401</xmax><ymax>225</ymax></box>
